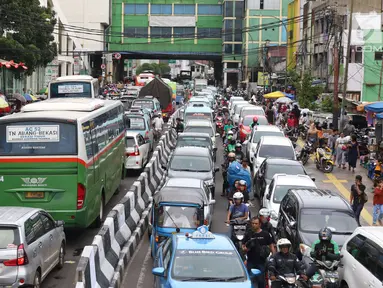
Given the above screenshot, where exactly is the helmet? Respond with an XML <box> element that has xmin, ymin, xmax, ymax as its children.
<box><xmin>319</xmin><ymin>227</ymin><xmax>332</xmax><ymax>241</ymax></box>
<box><xmin>235</xmin><ymin>143</ymin><xmax>242</xmax><ymax>148</ymax></box>
<box><xmin>253</xmin><ymin>116</ymin><xmax>258</xmax><ymax>122</ymax></box>
<box><xmin>238</xmin><ymin>180</ymin><xmax>247</xmax><ymax>186</ymax></box>
<box><xmin>227</xmin><ymin>131</ymin><xmax>234</xmax><ymax>136</ymax></box>
<box><xmin>277</xmin><ymin>238</ymin><xmax>292</xmax><ymax>251</ymax></box>
<box><xmin>259</xmin><ymin>208</ymin><xmax>270</xmax><ymax>217</ymax></box>
<box><xmin>158</xmin><ymin>112</ymin><xmax>162</xmax><ymax>116</ymax></box>
<box><xmin>233</xmin><ymin>192</ymin><xmax>244</xmax><ymax>200</ymax></box>
<box><xmin>228</xmin><ymin>152</ymin><xmax>236</xmax><ymax>158</ymax></box>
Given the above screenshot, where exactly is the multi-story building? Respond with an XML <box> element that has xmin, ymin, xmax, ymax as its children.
<box><xmin>242</xmin><ymin>0</ymin><xmax>289</xmax><ymax>87</ymax></box>
<box><xmin>287</xmin><ymin>0</ymin><xmax>305</xmax><ymax>71</ymax></box>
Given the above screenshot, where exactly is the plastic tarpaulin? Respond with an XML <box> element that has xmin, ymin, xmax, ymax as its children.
<box><xmin>365</xmin><ymin>102</ymin><xmax>383</xmax><ymax>113</ymax></box>
<box><xmin>227</xmin><ymin>161</ymin><xmax>251</xmax><ymax>193</ymax></box>
<box><xmin>138</xmin><ymin>77</ymin><xmax>172</xmax><ymax>109</ymax></box>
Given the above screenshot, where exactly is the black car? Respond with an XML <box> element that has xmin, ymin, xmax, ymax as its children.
<box><xmin>176</xmin><ymin>132</ymin><xmax>216</xmax><ymax>162</ymax></box>
<box><xmin>253</xmin><ymin>158</ymin><xmax>311</xmax><ymax>199</ymax></box>
<box><xmin>277</xmin><ymin>188</ymin><xmax>358</xmax><ymax>254</ymax></box>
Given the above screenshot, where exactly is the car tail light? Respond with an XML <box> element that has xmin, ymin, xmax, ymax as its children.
<box><xmin>3</xmin><ymin>244</ymin><xmax>29</xmax><ymax>266</ymax></box>
<box><xmin>77</xmin><ymin>183</ymin><xmax>86</xmax><ymax>210</ymax></box>
<box><xmin>129</xmin><ymin>145</ymin><xmax>140</xmax><ymax>156</ymax></box>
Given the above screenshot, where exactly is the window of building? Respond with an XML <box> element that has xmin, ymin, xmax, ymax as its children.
<box><xmin>124</xmin><ymin>4</ymin><xmax>148</xmax><ymax>15</ymax></box>
<box><xmin>234</xmin><ymin>44</ymin><xmax>242</xmax><ymax>54</ymax></box>
<box><xmin>224</xmin><ymin>44</ymin><xmax>233</xmax><ymax>54</ymax></box>
<box><xmin>151</xmin><ymin>27</ymin><xmax>172</xmax><ymax>38</ymax></box>
<box><xmin>151</xmin><ymin>4</ymin><xmax>171</xmax><ymax>15</ymax></box>
<box><xmin>174</xmin><ymin>27</ymin><xmax>195</xmax><ymax>38</ymax></box>
<box><xmin>224</xmin><ymin>20</ymin><xmax>234</xmax><ymax>41</ymax></box>
<box><xmin>124</xmin><ymin>27</ymin><xmax>148</xmax><ymax>38</ymax></box>
<box><xmin>235</xmin><ymin>2</ymin><xmax>244</xmax><ymax>18</ymax></box>
<box><xmin>198</xmin><ymin>5</ymin><xmax>222</xmax><ymax>15</ymax></box>
<box><xmin>224</xmin><ymin>1</ymin><xmax>234</xmax><ymax>17</ymax></box>
<box><xmin>234</xmin><ymin>19</ymin><xmax>242</xmax><ymax>41</ymax></box>
<box><xmin>260</xmin><ymin>0</ymin><xmax>264</xmax><ymax>9</ymax></box>
<box><xmin>174</xmin><ymin>4</ymin><xmax>195</xmax><ymax>15</ymax></box>
<box><xmin>197</xmin><ymin>28</ymin><xmax>221</xmax><ymax>38</ymax></box>
<box><xmin>349</xmin><ymin>46</ymin><xmax>362</xmax><ymax>63</ymax></box>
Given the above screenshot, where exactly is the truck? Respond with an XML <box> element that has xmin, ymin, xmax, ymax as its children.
<box><xmin>193</xmin><ymin>78</ymin><xmax>208</xmax><ymax>94</ymax></box>
<box><xmin>138</xmin><ymin>77</ymin><xmax>174</xmax><ymax>121</ymax></box>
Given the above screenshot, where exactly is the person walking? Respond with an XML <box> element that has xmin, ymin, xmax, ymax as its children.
<box><xmin>348</xmin><ymin>134</ymin><xmax>359</xmax><ymax>172</ymax></box>
<box><xmin>335</xmin><ymin>132</ymin><xmax>348</xmax><ymax>169</ymax></box>
<box><xmin>373</xmin><ymin>180</ymin><xmax>383</xmax><ymax>226</ymax></box>
<box><xmin>350</xmin><ymin>175</ymin><xmax>367</xmax><ymax>226</ymax></box>
<box><xmin>343</xmin><ymin>120</ymin><xmax>355</xmax><ymax>137</ymax></box>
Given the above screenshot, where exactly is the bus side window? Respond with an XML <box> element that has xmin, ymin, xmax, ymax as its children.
<box><xmin>93</xmin><ymin>81</ymin><xmax>99</xmax><ymax>97</ymax></box>
<box><xmin>82</xmin><ymin>122</ymin><xmax>93</xmax><ymax>159</ymax></box>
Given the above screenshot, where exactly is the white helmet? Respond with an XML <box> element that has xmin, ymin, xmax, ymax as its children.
<box><xmin>259</xmin><ymin>208</ymin><xmax>270</xmax><ymax>217</ymax></box>
<box><xmin>277</xmin><ymin>238</ymin><xmax>291</xmax><ymax>252</ymax></box>
<box><xmin>227</xmin><ymin>130</ymin><xmax>234</xmax><ymax>135</ymax></box>
<box><xmin>233</xmin><ymin>192</ymin><xmax>244</xmax><ymax>200</ymax></box>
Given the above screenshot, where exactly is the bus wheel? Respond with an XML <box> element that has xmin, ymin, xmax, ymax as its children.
<box><xmin>92</xmin><ymin>194</ymin><xmax>104</xmax><ymax>228</ymax></box>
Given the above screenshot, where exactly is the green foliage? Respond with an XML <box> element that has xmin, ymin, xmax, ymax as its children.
<box><xmin>0</xmin><ymin>0</ymin><xmax>57</xmax><ymax>75</ymax></box>
<box><xmin>320</xmin><ymin>95</ymin><xmax>333</xmax><ymax>113</ymax></box>
<box><xmin>287</xmin><ymin>69</ymin><xmax>323</xmax><ymax>110</ymax></box>
<box><xmin>136</xmin><ymin>62</ymin><xmax>171</xmax><ymax>76</ymax></box>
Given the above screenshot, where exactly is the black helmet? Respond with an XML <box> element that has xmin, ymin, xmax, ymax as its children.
<box><xmin>235</xmin><ymin>143</ymin><xmax>241</xmax><ymax>148</ymax></box>
<box><xmin>319</xmin><ymin>227</ymin><xmax>332</xmax><ymax>241</ymax></box>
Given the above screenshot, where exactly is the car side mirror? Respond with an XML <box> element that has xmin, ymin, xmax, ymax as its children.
<box><xmin>289</xmin><ymin>221</ymin><xmax>297</xmax><ymax>229</ymax></box>
<box><xmin>311</xmin><ymin>177</ymin><xmax>316</xmax><ymax>182</ymax></box>
<box><xmin>55</xmin><ymin>220</ymin><xmax>65</xmax><ymax>227</ymax></box>
<box><xmin>215</xmin><ymin>133</ymin><xmax>220</xmax><ymax>137</ymax></box>
<box><xmin>161</xmin><ymin>165</ymin><xmax>167</xmax><ymax>170</ymax></box>
<box><xmin>152</xmin><ymin>267</ymin><xmax>165</xmax><ymax>277</ymax></box>
<box><xmin>209</xmin><ymin>199</ymin><xmax>216</xmax><ymax>205</ymax></box>
<box><xmin>266</xmin><ymin>193</ymin><xmax>271</xmax><ymax>200</ymax></box>
<box><xmin>214</xmin><ymin>147</ymin><xmax>217</xmax><ymax>151</ymax></box>
<box><xmin>214</xmin><ymin>167</ymin><xmax>220</xmax><ymax>172</ymax></box>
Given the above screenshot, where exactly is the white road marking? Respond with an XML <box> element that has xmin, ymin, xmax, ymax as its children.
<box><xmin>137</xmin><ymin>248</ymin><xmax>152</xmax><ymax>288</ymax></box>
<box><xmin>123</xmin><ymin>235</ymin><xmax>146</xmax><ymax>276</ymax></box>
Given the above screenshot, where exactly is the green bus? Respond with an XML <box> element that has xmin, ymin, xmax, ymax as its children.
<box><xmin>0</xmin><ymin>98</ymin><xmax>126</xmax><ymax>228</ymax></box>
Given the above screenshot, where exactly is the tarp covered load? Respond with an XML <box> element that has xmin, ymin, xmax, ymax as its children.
<box><xmin>138</xmin><ymin>77</ymin><xmax>172</xmax><ymax>109</ymax></box>
<box><xmin>227</xmin><ymin>161</ymin><xmax>251</xmax><ymax>193</ymax></box>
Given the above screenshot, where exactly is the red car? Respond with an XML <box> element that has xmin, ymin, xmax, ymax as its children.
<box><xmin>238</xmin><ymin>115</ymin><xmax>268</xmax><ymax>142</ymax></box>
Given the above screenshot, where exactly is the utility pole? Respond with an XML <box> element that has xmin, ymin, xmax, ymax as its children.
<box><xmin>332</xmin><ymin>10</ymin><xmax>340</xmax><ymax>129</ymax></box>
<box><xmin>340</xmin><ymin>0</ymin><xmax>355</xmax><ymax>131</ymax></box>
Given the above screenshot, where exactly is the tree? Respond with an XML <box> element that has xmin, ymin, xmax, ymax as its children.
<box><xmin>0</xmin><ymin>0</ymin><xmax>57</xmax><ymax>75</ymax></box>
<box><xmin>136</xmin><ymin>62</ymin><xmax>171</xmax><ymax>76</ymax></box>
<box><xmin>288</xmin><ymin>69</ymin><xmax>323</xmax><ymax>110</ymax></box>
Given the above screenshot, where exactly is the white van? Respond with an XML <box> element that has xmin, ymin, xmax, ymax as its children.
<box><xmin>48</xmin><ymin>75</ymin><xmax>100</xmax><ymax>99</ymax></box>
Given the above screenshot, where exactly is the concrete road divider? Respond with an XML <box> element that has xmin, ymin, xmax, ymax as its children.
<box><xmin>75</xmin><ymin>109</ymin><xmax>181</xmax><ymax>288</ymax></box>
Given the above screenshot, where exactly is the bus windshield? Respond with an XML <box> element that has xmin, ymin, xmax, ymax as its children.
<box><xmin>0</xmin><ymin>121</ymin><xmax>77</xmax><ymax>155</ymax></box>
<box><xmin>50</xmin><ymin>82</ymin><xmax>92</xmax><ymax>98</ymax></box>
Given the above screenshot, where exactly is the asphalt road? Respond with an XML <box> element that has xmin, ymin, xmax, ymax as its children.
<box><xmin>41</xmin><ymin>168</ymin><xmax>145</xmax><ymax>288</ymax></box>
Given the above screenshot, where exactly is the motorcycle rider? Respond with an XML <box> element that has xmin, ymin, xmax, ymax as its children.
<box><xmin>259</xmin><ymin>208</ymin><xmax>276</xmax><ymax>244</ymax></box>
<box><xmin>250</xmin><ymin>116</ymin><xmax>259</xmax><ymax>129</ymax></box>
<box><xmin>152</xmin><ymin>112</ymin><xmax>164</xmax><ymax>140</ymax></box>
<box><xmin>221</xmin><ymin>152</ymin><xmax>236</xmax><ymax>197</ymax></box>
<box><xmin>225</xmin><ymin>136</ymin><xmax>236</xmax><ymax>154</ymax></box>
<box><xmin>226</xmin><ymin>192</ymin><xmax>249</xmax><ymax>236</ymax></box>
<box><xmin>175</xmin><ymin>117</ymin><xmax>184</xmax><ymax>133</ymax></box>
<box><xmin>306</xmin><ymin>227</ymin><xmax>341</xmax><ymax>278</ymax></box>
<box><xmin>268</xmin><ymin>238</ymin><xmax>307</xmax><ymax>287</ymax></box>
<box><xmin>224</xmin><ymin>119</ymin><xmax>234</xmax><ymax>138</ymax></box>
<box><xmin>229</xmin><ymin>179</ymin><xmax>250</xmax><ymax>205</ymax></box>
<box><xmin>224</xmin><ymin>130</ymin><xmax>234</xmax><ymax>145</ymax></box>
<box><xmin>235</xmin><ymin>143</ymin><xmax>245</xmax><ymax>161</ymax></box>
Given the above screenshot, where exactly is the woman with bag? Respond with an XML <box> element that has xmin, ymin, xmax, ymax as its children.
<box><xmin>335</xmin><ymin>132</ymin><xmax>348</xmax><ymax>169</ymax></box>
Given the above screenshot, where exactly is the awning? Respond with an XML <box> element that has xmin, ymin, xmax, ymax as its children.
<box><xmin>357</xmin><ymin>102</ymin><xmax>377</xmax><ymax>112</ymax></box>
<box><xmin>365</xmin><ymin>102</ymin><xmax>383</xmax><ymax>113</ymax></box>
<box><xmin>264</xmin><ymin>91</ymin><xmax>285</xmax><ymax>98</ymax></box>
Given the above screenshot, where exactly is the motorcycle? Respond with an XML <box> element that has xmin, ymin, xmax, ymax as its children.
<box><xmin>298</xmin><ymin>141</ymin><xmax>315</xmax><ymax>165</ymax></box>
<box><xmin>268</xmin><ymin>273</ymin><xmax>301</xmax><ymax>288</ymax></box>
<box><xmin>315</xmin><ymin>147</ymin><xmax>334</xmax><ymax>173</ymax></box>
<box><xmin>227</xmin><ymin>218</ymin><xmax>248</xmax><ymax>260</ymax></box>
<box><xmin>308</xmin><ymin>259</ymin><xmax>342</xmax><ymax>288</ymax></box>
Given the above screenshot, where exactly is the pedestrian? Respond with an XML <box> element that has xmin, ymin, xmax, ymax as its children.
<box><xmin>335</xmin><ymin>132</ymin><xmax>348</xmax><ymax>169</ymax></box>
<box><xmin>343</xmin><ymin>120</ymin><xmax>356</xmax><ymax>137</ymax></box>
<box><xmin>266</xmin><ymin>104</ymin><xmax>275</xmax><ymax>124</ymax></box>
<box><xmin>328</xmin><ymin>129</ymin><xmax>339</xmax><ymax>163</ymax></box>
<box><xmin>348</xmin><ymin>134</ymin><xmax>359</xmax><ymax>172</ymax></box>
<box><xmin>350</xmin><ymin>175</ymin><xmax>367</xmax><ymax>226</ymax></box>
<box><xmin>373</xmin><ymin>179</ymin><xmax>383</xmax><ymax>226</ymax></box>
<box><xmin>242</xmin><ymin>217</ymin><xmax>276</xmax><ymax>288</ymax></box>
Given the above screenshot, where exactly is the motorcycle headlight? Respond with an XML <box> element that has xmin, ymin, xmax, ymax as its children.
<box><xmin>236</xmin><ymin>235</ymin><xmax>244</xmax><ymax>241</ymax></box>
<box><xmin>205</xmin><ymin>179</ymin><xmax>214</xmax><ymax>186</ymax></box>
<box><xmin>286</xmin><ymin>277</ymin><xmax>296</xmax><ymax>284</ymax></box>
<box><xmin>270</xmin><ymin>210</ymin><xmax>278</xmax><ymax>220</ymax></box>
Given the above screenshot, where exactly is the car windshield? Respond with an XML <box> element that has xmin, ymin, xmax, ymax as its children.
<box><xmin>266</xmin><ymin>164</ymin><xmax>305</xmax><ymax>179</ymax></box>
<box><xmin>132</xmin><ymin>100</ymin><xmax>154</xmax><ymax>110</ymax></box>
<box><xmin>273</xmin><ymin>185</ymin><xmax>314</xmax><ymax>203</ymax></box>
<box><xmin>125</xmin><ymin>117</ymin><xmax>146</xmax><ymax>130</ymax></box>
<box><xmin>158</xmin><ymin>206</ymin><xmax>199</xmax><ymax>228</ymax></box>
<box><xmin>299</xmin><ymin>209</ymin><xmax>358</xmax><ymax>234</ymax></box>
<box><xmin>253</xmin><ymin>131</ymin><xmax>283</xmax><ymax>143</ymax></box>
<box><xmin>0</xmin><ymin>227</ymin><xmax>20</xmax><ymax>249</ymax></box>
<box><xmin>0</xmin><ymin>121</ymin><xmax>77</xmax><ymax>156</ymax></box>
<box><xmin>125</xmin><ymin>137</ymin><xmax>135</xmax><ymax>147</ymax></box>
<box><xmin>50</xmin><ymin>82</ymin><xmax>92</xmax><ymax>98</ymax></box>
<box><xmin>243</xmin><ymin>117</ymin><xmax>268</xmax><ymax>126</ymax></box>
<box><xmin>184</xmin><ymin>127</ymin><xmax>213</xmax><ymax>137</ymax></box>
<box><xmin>172</xmin><ymin>249</ymin><xmax>246</xmax><ymax>281</ymax></box>
<box><xmin>177</xmin><ymin>137</ymin><xmax>210</xmax><ymax>148</ymax></box>
<box><xmin>259</xmin><ymin>145</ymin><xmax>295</xmax><ymax>159</ymax></box>
<box><xmin>170</xmin><ymin>155</ymin><xmax>211</xmax><ymax>172</ymax></box>
<box><xmin>242</xmin><ymin>109</ymin><xmax>264</xmax><ymax>117</ymax></box>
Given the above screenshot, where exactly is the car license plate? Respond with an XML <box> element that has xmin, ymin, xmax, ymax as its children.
<box><xmin>25</xmin><ymin>192</ymin><xmax>45</xmax><ymax>199</ymax></box>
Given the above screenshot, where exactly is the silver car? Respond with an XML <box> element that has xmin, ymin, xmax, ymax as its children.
<box><xmin>0</xmin><ymin>207</ymin><xmax>66</xmax><ymax>287</ymax></box>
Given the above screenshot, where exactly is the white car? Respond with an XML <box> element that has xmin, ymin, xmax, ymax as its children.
<box><xmin>184</xmin><ymin>119</ymin><xmax>218</xmax><ymax>149</ymax></box>
<box><xmin>262</xmin><ymin>174</ymin><xmax>316</xmax><ymax>227</ymax></box>
<box><xmin>243</xmin><ymin>125</ymin><xmax>284</xmax><ymax>164</ymax></box>
<box><xmin>252</xmin><ymin>136</ymin><xmax>297</xmax><ymax>177</ymax></box>
<box><xmin>228</xmin><ymin>96</ymin><xmax>243</xmax><ymax>110</ymax></box>
<box><xmin>230</xmin><ymin>100</ymin><xmax>248</xmax><ymax>117</ymax></box>
<box><xmin>232</xmin><ymin>103</ymin><xmax>253</xmax><ymax>126</ymax></box>
<box><xmin>125</xmin><ymin>132</ymin><xmax>150</xmax><ymax>170</ymax></box>
<box><xmin>338</xmin><ymin>227</ymin><xmax>383</xmax><ymax>288</ymax></box>
<box><xmin>239</xmin><ymin>106</ymin><xmax>265</xmax><ymax>124</ymax></box>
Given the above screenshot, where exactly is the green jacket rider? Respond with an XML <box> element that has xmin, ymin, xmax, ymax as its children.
<box><xmin>225</xmin><ymin>137</ymin><xmax>236</xmax><ymax>153</ymax></box>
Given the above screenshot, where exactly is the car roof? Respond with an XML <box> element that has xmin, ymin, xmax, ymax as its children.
<box><xmin>178</xmin><ymin>132</ymin><xmax>211</xmax><ymax>138</ymax></box>
<box><xmin>175</xmin><ymin>233</ymin><xmax>236</xmax><ymax>250</ymax></box>
<box><xmin>184</xmin><ymin>106</ymin><xmax>212</xmax><ymax>112</ymax></box>
<box><xmin>273</xmin><ymin>174</ymin><xmax>316</xmax><ymax>187</ymax></box>
<box><xmin>189</xmin><ymin>97</ymin><xmax>209</xmax><ymax>102</ymax></box>
<box><xmin>173</xmin><ymin>146</ymin><xmax>211</xmax><ymax>156</ymax></box>
<box><xmin>265</xmin><ymin>158</ymin><xmax>303</xmax><ymax>166</ymax></box>
<box><xmin>165</xmin><ymin>178</ymin><xmax>203</xmax><ymax>189</ymax></box>
<box><xmin>185</xmin><ymin>120</ymin><xmax>212</xmax><ymax>127</ymax></box>
<box><xmin>125</xmin><ymin>131</ymin><xmax>140</xmax><ymax>138</ymax></box>
<box><xmin>289</xmin><ymin>188</ymin><xmax>350</xmax><ymax>210</ymax></box>
<box><xmin>255</xmin><ymin>125</ymin><xmax>281</xmax><ymax>132</ymax></box>
<box><xmin>0</xmin><ymin>207</ymin><xmax>41</xmax><ymax>225</ymax></box>
<box><xmin>244</xmin><ymin>115</ymin><xmax>267</xmax><ymax>119</ymax></box>
<box><xmin>260</xmin><ymin>136</ymin><xmax>291</xmax><ymax>146</ymax></box>
<box><xmin>353</xmin><ymin>227</ymin><xmax>383</xmax><ymax>244</ymax></box>
<box><xmin>241</xmin><ymin>106</ymin><xmax>264</xmax><ymax>110</ymax></box>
